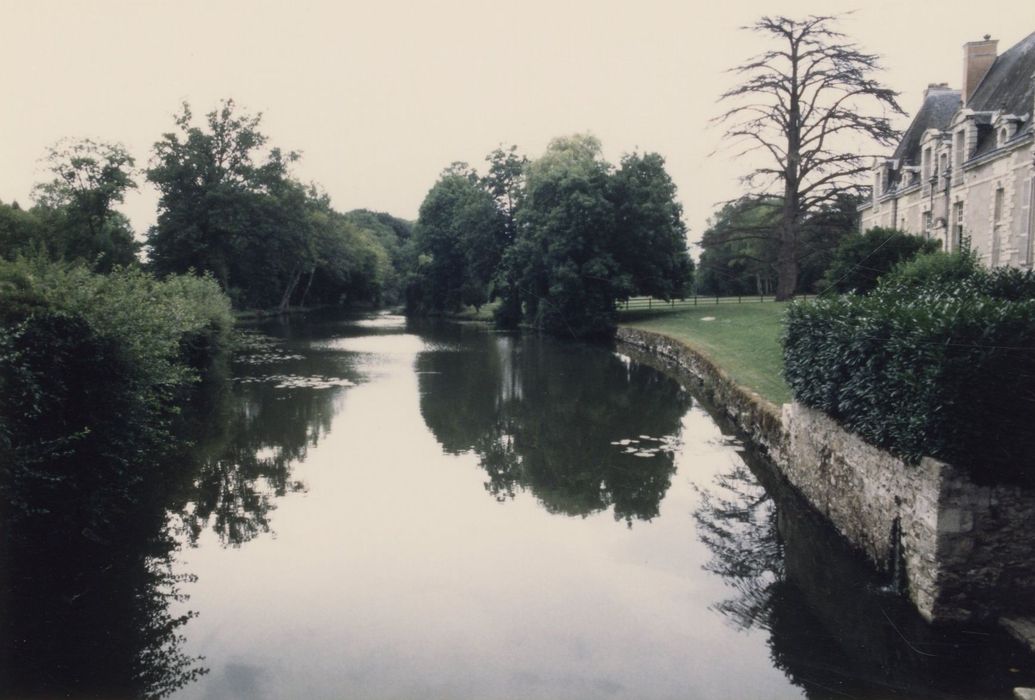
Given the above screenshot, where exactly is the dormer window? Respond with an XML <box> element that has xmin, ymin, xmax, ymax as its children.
<box><xmin>996</xmin><ymin>118</ymin><xmax>1019</xmax><ymax>147</ymax></box>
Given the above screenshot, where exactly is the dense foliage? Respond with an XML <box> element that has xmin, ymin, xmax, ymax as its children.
<box><xmin>411</xmin><ymin>135</ymin><xmax>693</xmax><ymax>337</ymax></box>
<box><xmin>146</xmin><ymin>100</ymin><xmax>410</xmax><ymax>310</ymax></box>
<box><xmin>697</xmin><ymin>194</ymin><xmax>859</xmax><ymax>296</ymax></box>
<box><xmin>0</xmin><ymin>258</ymin><xmax>233</xmax><ymax>513</ymax></box>
<box><xmin>784</xmin><ymin>250</ymin><xmax>1035</xmax><ymax>483</ymax></box>
<box><xmin>1</xmin><ymin>139</ymin><xmax>139</xmax><ymax>271</ymax></box>
<box><xmin>818</xmin><ymin>227</ymin><xmax>941</xmax><ymax>295</ymax></box>
<box><xmin>407</xmin><ymin>166</ymin><xmax>504</xmax><ymax>312</ymax></box>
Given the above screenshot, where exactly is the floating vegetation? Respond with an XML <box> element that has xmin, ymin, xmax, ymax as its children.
<box><xmin>233</xmin><ymin>331</ymin><xmax>304</xmax><ymax>365</ymax></box>
<box><xmin>609</xmin><ymin>434</ymin><xmax>681</xmax><ymax>457</ymax></box>
<box><xmin>236</xmin><ymin>374</ymin><xmax>355</xmax><ymax>390</ymax></box>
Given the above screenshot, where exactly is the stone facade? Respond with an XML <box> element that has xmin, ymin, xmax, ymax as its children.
<box><xmin>860</xmin><ymin>33</ymin><xmax>1035</xmax><ymax>269</ymax></box>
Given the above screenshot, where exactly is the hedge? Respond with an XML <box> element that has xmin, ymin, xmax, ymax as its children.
<box><xmin>784</xmin><ymin>266</ymin><xmax>1035</xmax><ymax>484</ymax></box>
<box><xmin>0</xmin><ymin>258</ymin><xmax>234</xmax><ymax>522</ymax></box>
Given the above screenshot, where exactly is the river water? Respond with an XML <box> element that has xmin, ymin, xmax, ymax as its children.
<box><xmin>2</xmin><ymin>311</ymin><xmax>1032</xmax><ymax>699</ymax></box>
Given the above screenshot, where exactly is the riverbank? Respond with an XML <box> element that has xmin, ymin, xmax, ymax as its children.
<box><xmin>615</xmin><ymin>325</ymin><xmax>1035</xmax><ymax>659</ymax></box>
<box><xmin>617</xmin><ymin>303</ymin><xmax>790</xmax><ymax>404</ymax></box>
<box><xmin>234</xmin><ymin>303</ymin><xmax>373</xmax><ymax>321</ymax></box>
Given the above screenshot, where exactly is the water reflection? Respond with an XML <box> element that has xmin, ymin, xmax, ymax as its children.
<box><xmin>693</xmin><ymin>436</ymin><xmax>1035</xmax><ymax>698</ymax></box>
<box><xmin>0</xmin><ymin>363</ymin><xmax>225</xmax><ymax>698</ymax></box>
<box><xmin>0</xmin><ymin>324</ymin><xmax>353</xmax><ymax>698</ymax></box>
<box><xmin>169</xmin><ymin>327</ymin><xmax>358</xmax><ymax>548</ymax></box>
<box><xmin>416</xmin><ymin>326</ymin><xmax>692</xmax><ymax>524</ymax></box>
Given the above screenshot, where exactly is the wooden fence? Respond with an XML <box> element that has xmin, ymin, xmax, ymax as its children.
<box><xmin>619</xmin><ymin>294</ymin><xmax>810</xmax><ymax>311</ymax></box>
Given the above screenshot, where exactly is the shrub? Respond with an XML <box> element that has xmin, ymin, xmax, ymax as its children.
<box><xmin>0</xmin><ymin>258</ymin><xmax>234</xmax><ymax>522</ymax></box>
<box><xmin>819</xmin><ymin>227</ymin><xmax>940</xmax><ymax>295</ymax></box>
<box><xmin>784</xmin><ymin>278</ymin><xmax>1035</xmax><ymax>484</ymax></box>
<box><xmin>880</xmin><ymin>247</ymin><xmax>1035</xmax><ymax>301</ymax></box>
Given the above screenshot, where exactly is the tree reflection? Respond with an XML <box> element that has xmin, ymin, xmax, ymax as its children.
<box><xmin>0</xmin><ymin>379</ymin><xmax>214</xmax><ymax>699</ymax></box>
<box><xmin>693</xmin><ymin>447</ymin><xmax>1035</xmax><ymax>699</ymax></box>
<box><xmin>692</xmin><ymin>463</ymin><xmax>783</xmax><ymax>631</ymax></box>
<box><xmin>171</xmin><ymin>379</ymin><xmax>334</xmax><ymax>547</ymax></box>
<box><xmin>418</xmin><ymin>329</ymin><xmax>691</xmax><ymax>524</ymax></box>
<box><xmin>168</xmin><ymin>331</ymin><xmax>343</xmax><ymax>550</ymax></box>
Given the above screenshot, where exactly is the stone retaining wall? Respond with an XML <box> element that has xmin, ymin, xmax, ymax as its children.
<box><xmin>616</xmin><ymin>326</ymin><xmax>1035</xmax><ymax>623</ymax></box>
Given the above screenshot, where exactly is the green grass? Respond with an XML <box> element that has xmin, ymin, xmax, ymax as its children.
<box><xmin>617</xmin><ymin>302</ymin><xmax>791</xmax><ymax>405</ymax></box>
<box><xmin>446</xmin><ymin>301</ymin><xmax>499</xmax><ymax>322</ymax></box>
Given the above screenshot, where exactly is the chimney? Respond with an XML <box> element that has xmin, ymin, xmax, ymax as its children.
<box><xmin>962</xmin><ymin>36</ymin><xmax>998</xmax><ymax>106</ymax></box>
<box><xmin>923</xmin><ymin>82</ymin><xmax>952</xmax><ymax>100</ymax></box>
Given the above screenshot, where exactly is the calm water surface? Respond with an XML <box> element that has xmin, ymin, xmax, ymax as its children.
<box><xmin>3</xmin><ymin>311</ymin><xmax>1032</xmax><ymax>699</ymax></box>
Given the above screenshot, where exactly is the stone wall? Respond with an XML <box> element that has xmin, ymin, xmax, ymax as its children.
<box><xmin>617</xmin><ymin>326</ymin><xmax>1035</xmax><ymax>623</ymax></box>
<box><xmin>614</xmin><ymin>327</ymin><xmax>785</xmax><ymax>458</ymax></box>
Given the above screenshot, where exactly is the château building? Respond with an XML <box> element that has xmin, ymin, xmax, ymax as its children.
<box><xmin>859</xmin><ymin>32</ymin><xmax>1035</xmax><ymax>268</ymax></box>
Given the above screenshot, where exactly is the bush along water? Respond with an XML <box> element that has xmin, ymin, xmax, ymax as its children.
<box><xmin>783</xmin><ymin>249</ymin><xmax>1035</xmax><ymax>485</ymax></box>
<box><xmin>0</xmin><ymin>257</ymin><xmax>233</xmax><ymax>525</ymax></box>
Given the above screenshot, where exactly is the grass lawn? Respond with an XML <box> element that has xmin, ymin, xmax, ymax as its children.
<box><xmin>617</xmin><ymin>302</ymin><xmax>791</xmax><ymax>405</ymax></box>
<box><xmin>446</xmin><ymin>301</ymin><xmax>499</xmax><ymax>322</ymax></box>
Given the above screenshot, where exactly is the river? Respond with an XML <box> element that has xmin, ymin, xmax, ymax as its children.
<box><xmin>2</xmin><ymin>311</ymin><xmax>1031</xmax><ymax>699</ymax></box>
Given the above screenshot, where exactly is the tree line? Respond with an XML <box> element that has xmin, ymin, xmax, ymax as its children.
<box><xmin>1</xmin><ymin>99</ymin><xmax>413</xmax><ymax>312</ymax></box>
<box><xmin>408</xmin><ymin>134</ymin><xmax>694</xmax><ymax>337</ymax></box>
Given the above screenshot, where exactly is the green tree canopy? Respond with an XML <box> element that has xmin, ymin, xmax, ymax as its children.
<box><xmin>409</xmin><ymin>165</ymin><xmax>504</xmax><ymax>313</ymax></box>
<box><xmin>819</xmin><ymin>227</ymin><xmax>940</xmax><ymax>295</ymax></box>
<box><xmin>146</xmin><ymin>100</ymin><xmax>398</xmax><ymax>310</ymax></box>
<box><xmin>697</xmin><ymin>194</ymin><xmax>860</xmax><ymax>296</ymax></box>
<box><xmin>26</xmin><ymin>139</ymin><xmax>139</xmax><ymax>271</ymax></box>
<box><xmin>497</xmin><ymin>135</ymin><xmax>693</xmax><ymax>337</ymax></box>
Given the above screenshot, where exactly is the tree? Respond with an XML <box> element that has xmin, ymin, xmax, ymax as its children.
<box><xmin>716</xmin><ymin>15</ymin><xmax>904</xmax><ymax>299</ymax></box>
<box><xmin>341</xmin><ymin>209</ymin><xmax>414</xmax><ymax>305</ymax></box>
<box><xmin>410</xmin><ymin>165</ymin><xmax>503</xmax><ymax>312</ymax></box>
<box><xmin>492</xmin><ymin>135</ymin><xmax>693</xmax><ymax>337</ymax></box>
<box><xmin>482</xmin><ymin>145</ymin><xmax>527</xmax><ymax>247</ymax></box>
<box><xmin>698</xmin><ymin>192</ymin><xmax>861</xmax><ymax>296</ymax></box>
<box><xmin>609</xmin><ymin>152</ymin><xmax>694</xmax><ymax>300</ymax></box>
<box><xmin>30</xmin><ymin>139</ymin><xmax>139</xmax><ymax>270</ymax></box>
<box><xmin>697</xmin><ymin>196</ymin><xmax>782</xmax><ymax>296</ymax></box>
<box><xmin>819</xmin><ymin>227</ymin><xmax>940</xmax><ymax>294</ymax></box>
<box><xmin>501</xmin><ymin>134</ymin><xmax>621</xmax><ymax>337</ymax></box>
<box><xmin>146</xmin><ymin>100</ymin><xmax>317</xmax><ymax>309</ymax></box>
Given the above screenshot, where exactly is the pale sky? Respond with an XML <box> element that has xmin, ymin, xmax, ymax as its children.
<box><xmin>2</xmin><ymin>0</ymin><xmax>1033</xmax><ymax>245</ymax></box>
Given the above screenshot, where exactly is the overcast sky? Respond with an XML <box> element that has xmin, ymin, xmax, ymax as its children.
<box><xmin>2</xmin><ymin>0</ymin><xmax>1033</xmax><ymax>245</ymax></box>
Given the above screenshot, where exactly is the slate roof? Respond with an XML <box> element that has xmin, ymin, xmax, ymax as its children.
<box><xmin>968</xmin><ymin>31</ymin><xmax>1035</xmax><ymax>157</ymax></box>
<box><xmin>892</xmin><ymin>89</ymin><xmax>962</xmax><ymax>166</ymax></box>
<box><xmin>968</xmin><ymin>31</ymin><xmax>1035</xmax><ymax>116</ymax></box>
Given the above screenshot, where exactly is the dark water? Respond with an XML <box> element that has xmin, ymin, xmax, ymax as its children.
<box><xmin>1</xmin><ymin>311</ymin><xmax>1032</xmax><ymax>699</ymax></box>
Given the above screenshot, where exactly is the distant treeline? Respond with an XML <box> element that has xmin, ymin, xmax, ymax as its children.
<box><xmin>0</xmin><ymin>99</ymin><xmax>414</xmax><ymax>311</ymax></box>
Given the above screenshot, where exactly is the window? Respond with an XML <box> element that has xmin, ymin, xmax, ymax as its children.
<box><xmin>992</xmin><ymin>187</ymin><xmax>1004</xmax><ymax>266</ymax></box>
<box><xmin>953</xmin><ymin>201</ymin><xmax>965</xmax><ymax>251</ymax></box>
<box><xmin>954</xmin><ymin>131</ymin><xmax>964</xmax><ymax>170</ymax></box>
<box><xmin>923</xmin><ymin>211</ymin><xmax>933</xmax><ymax>238</ymax></box>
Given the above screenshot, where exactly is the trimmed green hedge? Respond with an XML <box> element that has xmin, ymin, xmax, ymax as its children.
<box><xmin>784</xmin><ymin>255</ymin><xmax>1035</xmax><ymax>484</ymax></box>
